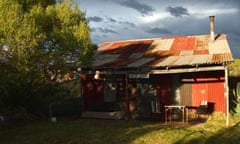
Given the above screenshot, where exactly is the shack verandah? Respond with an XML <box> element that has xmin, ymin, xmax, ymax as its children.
<box><xmin>80</xmin><ymin>17</ymin><xmax>233</xmax><ymax>122</ymax></box>
<box><xmin>80</xmin><ymin>33</ymin><xmax>232</xmax><ymax>119</ymax></box>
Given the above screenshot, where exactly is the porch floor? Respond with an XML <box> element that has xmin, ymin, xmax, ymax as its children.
<box><xmin>81</xmin><ymin>111</ymin><xmax>124</xmax><ymax>120</ymax></box>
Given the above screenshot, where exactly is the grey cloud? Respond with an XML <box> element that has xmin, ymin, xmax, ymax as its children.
<box><xmin>119</xmin><ymin>21</ymin><xmax>136</xmax><ymax>28</ymax></box>
<box><xmin>166</xmin><ymin>6</ymin><xmax>189</xmax><ymax>17</ymax></box>
<box><xmin>90</xmin><ymin>27</ymin><xmax>97</xmax><ymax>32</ymax></box>
<box><xmin>107</xmin><ymin>17</ymin><xmax>117</xmax><ymax>23</ymax></box>
<box><xmin>91</xmin><ymin>27</ymin><xmax>118</xmax><ymax>34</ymax></box>
<box><xmin>88</xmin><ymin>16</ymin><xmax>104</xmax><ymax>22</ymax></box>
<box><xmin>116</xmin><ymin>0</ymin><xmax>155</xmax><ymax>15</ymax></box>
<box><xmin>146</xmin><ymin>27</ymin><xmax>172</xmax><ymax>35</ymax></box>
<box><xmin>98</xmin><ymin>28</ymin><xmax>119</xmax><ymax>34</ymax></box>
<box><xmin>105</xmin><ymin>16</ymin><xmax>136</xmax><ymax>28</ymax></box>
<box><xmin>102</xmin><ymin>34</ymin><xmax>108</xmax><ymax>38</ymax></box>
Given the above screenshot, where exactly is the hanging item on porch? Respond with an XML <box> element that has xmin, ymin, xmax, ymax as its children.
<box><xmin>94</xmin><ymin>70</ymin><xmax>100</xmax><ymax>79</ymax></box>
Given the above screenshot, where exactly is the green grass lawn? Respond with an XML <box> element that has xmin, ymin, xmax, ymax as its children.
<box><xmin>1</xmin><ymin>115</ymin><xmax>240</xmax><ymax>144</ymax></box>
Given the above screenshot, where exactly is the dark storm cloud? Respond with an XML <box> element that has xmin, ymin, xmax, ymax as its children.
<box><xmin>146</xmin><ymin>27</ymin><xmax>172</xmax><ymax>35</ymax></box>
<box><xmin>166</xmin><ymin>6</ymin><xmax>190</xmax><ymax>17</ymax></box>
<box><xmin>88</xmin><ymin>16</ymin><xmax>104</xmax><ymax>22</ymax></box>
<box><xmin>228</xmin><ymin>35</ymin><xmax>240</xmax><ymax>58</ymax></box>
<box><xmin>116</xmin><ymin>0</ymin><xmax>155</xmax><ymax>15</ymax></box>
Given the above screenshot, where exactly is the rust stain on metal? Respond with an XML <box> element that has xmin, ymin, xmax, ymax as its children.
<box><xmin>94</xmin><ymin>34</ymin><xmax>233</xmax><ymax>68</ymax></box>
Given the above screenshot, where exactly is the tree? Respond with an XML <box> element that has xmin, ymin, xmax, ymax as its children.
<box><xmin>228</xmin><ymin>59</ymin><xmax>240</xmax><ymax>115</ymax></box>
<box><xmin>0</xmin><ymin>0</ymin><xmax>94</xmax><ymax>117</ymax></box>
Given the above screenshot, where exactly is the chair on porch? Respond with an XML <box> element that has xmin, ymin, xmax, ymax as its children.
<box><xmin>196</xmin><ymin>100</ymin><xmax>209</xmax><ymax>118</ymax></box>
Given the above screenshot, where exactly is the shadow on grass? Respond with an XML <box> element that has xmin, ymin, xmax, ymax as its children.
<box><xmin>0</xmin><ymin>118</ymin><xmax>190</xmax><ymax>144</ymax></box>
<box><xmin>1</xmin><ymin>117</ymin><xmax>240</xmax><ymax>144</ymax></box>
<box><xmin>174</xmin><ymin>121</ymin><xmax>240</xmax><ymax>144</ymax></box>
<box><xmin>0</xmin><ymin>118</ymin><xmax>164</xmax><ymax>144</ymax></box>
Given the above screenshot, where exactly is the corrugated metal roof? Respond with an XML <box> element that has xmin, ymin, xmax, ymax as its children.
<box><xmin>170</xmin><ymin>37</ymin><xmax>195</xmax><ymax>50</ymax></box>
<box><xmin>93</xmin><ymin>34</ymin><xmax>233</xmax><ymax>69</ymax></box>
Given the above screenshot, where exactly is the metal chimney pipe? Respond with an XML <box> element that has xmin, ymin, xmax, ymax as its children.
<box><xmin>209</xmin><ymin>16</ymin><xmax>215</xmax><ymax>42</ymax></box>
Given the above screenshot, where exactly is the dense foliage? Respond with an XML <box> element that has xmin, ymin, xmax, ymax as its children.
<box><xmin>0</xmin><ymin>0</ymin><xmax>94</xmax><ymax>119</ymax></box>
<box><xmin>228</xmin><ymin>59</ymin><xmax>240</xmax><ymax>115</ymax></box>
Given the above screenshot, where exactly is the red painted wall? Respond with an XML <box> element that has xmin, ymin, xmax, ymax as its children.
<box><xmin>192</xmin><ymin>82</ymin><xmax>208</xmax><ymax>106</ymax></box>
<box><xmin>191</xmin><ymin>72</ymin><xmax>225</xmax><ymax>113</ymax></box>
<box><xmin>82</xmin><ymin>78</ymin><xmax>104</xmax><ymax>111</ymax></box>
<box><xmin>208</xmin><ymin>82</ymin><xmax>225</xmax><ymax>113</ymax></box>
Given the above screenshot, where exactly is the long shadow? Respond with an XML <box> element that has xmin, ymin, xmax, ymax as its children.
<box><xmin>1</xmin><ymin>118</ymin><xmax>240</xmax><ymax>144</ymax></box>
<box><xmin>174</xmin><ymin>121</ymin><xmax>240</xmax><ymax>144</ymax></box>
<box><xmin>0</xmin><ymin>118</ymin><xmax>203</xmax><ymax>144</ymax></box>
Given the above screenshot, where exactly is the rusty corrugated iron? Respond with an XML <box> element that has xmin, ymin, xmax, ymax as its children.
<box><xmin>93</xmin><ymin>34</ymin><xmax>233</xmax><ymax>68</ymax></box>
<box><xmin>191</xmin><ymin>72</ymin><xmax>225</xmax><ymax>113</ymax></box>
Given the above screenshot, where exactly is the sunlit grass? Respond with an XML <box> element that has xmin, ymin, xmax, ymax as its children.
<box><xmin>0</xmin><ymin>115</ymin><xmax>240</xmax><ymax>144</ymax></box>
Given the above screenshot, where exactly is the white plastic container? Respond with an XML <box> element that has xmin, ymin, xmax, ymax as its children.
<box><xmin>51</xmin><ymin>117</ymin><xmax>56</xmax><ymax>122</ymax></box>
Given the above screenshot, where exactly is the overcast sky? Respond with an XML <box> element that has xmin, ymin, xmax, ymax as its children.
<box><xmin>77</xmin><ymin>0</ymin><xmax>240</xmax><ymax>58</ymax></box>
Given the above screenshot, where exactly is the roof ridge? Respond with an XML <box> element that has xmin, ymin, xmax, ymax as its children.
<box><xmin>100</xmin><ymin>33</ymin><xmax>226</xmax><ymax>44</ymax></box>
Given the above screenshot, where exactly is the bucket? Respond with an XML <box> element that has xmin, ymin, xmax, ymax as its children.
<box><xmin>51</xmin><ymin>117</ymin><xmax>57</xmax><ymax>122</ymax></box>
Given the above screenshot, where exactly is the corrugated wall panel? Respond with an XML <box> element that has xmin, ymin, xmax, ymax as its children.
<box><xmin>191</xmin><ymin>72</ymin><xmax>225</xmax><ymax>113</ymax></box>
<box><xmin>180</xmin><ymin>83</ymin><xmax>192</xmax><ymax>106</ymax></box>
<box><xmin>208</xmin><ymin>82</ymin><xmax>225</xmax><ymax>113</ymax></box>
<box><xmin>192</xmin><ymin>82</ymin><xmax>208</xmax><ymax>106</ymax></box>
